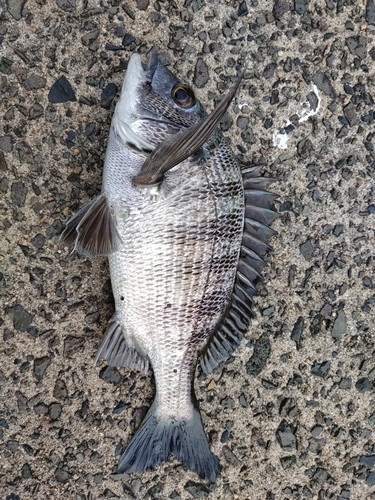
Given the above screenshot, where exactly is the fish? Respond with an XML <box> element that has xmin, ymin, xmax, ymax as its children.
<box><xmin>61</xmin><ymin>51</ymin><xmax>278</xmax><ymax>482</ymax></box>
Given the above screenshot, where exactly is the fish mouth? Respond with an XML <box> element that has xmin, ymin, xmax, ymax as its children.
<box><xmin>114</xmin><ymin>53</ymin><xmax>158</xmax><ymax>153</ymax></box>
<box><xmin>119</xmin><ymin>53</ymin><xmax>147</xmax><ymax>103</ymax></box>
<box><xmin>144</xmin><ymin>49</ymin><xmax>159</xmax><ymax>80</ymax></box>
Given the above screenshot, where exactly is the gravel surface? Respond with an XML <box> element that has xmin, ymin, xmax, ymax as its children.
<box><xmin>1</xmin><ymin>0</ymin><xmax>375</xmax><ymax>499</ymax></box>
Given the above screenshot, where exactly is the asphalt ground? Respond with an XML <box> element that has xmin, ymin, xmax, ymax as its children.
<box><xmin>1</xmin><ymin>0</ymin><xmax>375</xmax><ymax>499</ymax></box>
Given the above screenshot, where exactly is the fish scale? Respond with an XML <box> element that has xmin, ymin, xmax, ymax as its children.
<box><xmin>61</xmin><ymin>51</ymin><xmax>277</xmax><ymax>482</ymax></box>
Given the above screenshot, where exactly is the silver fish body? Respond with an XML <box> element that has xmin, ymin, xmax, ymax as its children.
<box><xmin>62</xmin><ymin>52</ymin><xmax>277</xmax><ymax>482</ymax></box>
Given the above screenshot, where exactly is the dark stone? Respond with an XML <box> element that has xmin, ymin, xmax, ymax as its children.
<box><xmin>193</xmin><ymin>58</ymin><xmax>209</xmax><ymax>88</ymax></box>
<box><xmin>331</xmin><ymin>310</ymin><xmax>347</xmax><ymax>338</ymax></box>
<box><xmin>101</xmin><ymin>83</ymin><xmax>117</xmax><ymax>109</ymax></box>
<box><xmin>320</xmin><ymin>302</ymin><xmax>332</xmax><ymax>319</ymax></box>
<box><xmin>311</xmin><ymin>360</ymin><xmax>331</xmax><ymax>378</ymax></box>
<box><xmin>81</xmin><ymin>30</ymin><xmax>99</xmax><ymax>47</ymax></box>
<box><xmin>3</xmin><ymin>328</ymin><xmax>14</xmax><ymax>341</ymax></box>
<box><xmin>30</xmin><ymin>233</ymin><xmax>45</xmax><ymax>248</ymax></box>
<box><xmin>15</xmin><ymin>391</ymin><xmax>27</xmax><ymax>412</ymax></box>
<box><xmin>367</xmin><ymin>472</ymin><xmax>375</xmax><ymax>485</ymax></box>
<box><xmin>360</xmin><ymin>455</ymin><xmax>375</xmax><ymax>467</ymax></box>
<box><xmin>344</xmin><ymin>102</ymin><xmax>358</xmax><ymax>126</ymax></box>
<box><xmin>86</xmin><ymin>75</ymin><xmax>99</xmax><ymax>87</ymax></box>
<box><xmin>264</xmin><ymin>118</ymin><xmax>273</xmax><ymax>129</ymax></box>
<box><xmin>291</xmin><ymin>316</ymin><xmax>304</xmax><ymax>345</ymax></box>
<box><xmin>49</xmin><ymin>402</ymin><xmax>62</xmax><ymax>420</ymax></box>
<box><xmin>48</xmin><ymin>76</ymin><xmax>76</xmax><ymax>103</ymax></box>
<box><xmin>276</xmin><ymin>420</ymin><xmax>296</xmax><ymax>451</ymax></box>
<box><xmin>7</xmin><ymin>440</ymin><xmax>19</xmax><ymax>451</ymax></box>
<box><xmin>300</xmin><ymin>238</ymin><xmax>313</xmax><ymax>261</ymax></box>
<box><xmin>54</xmin><ymin>468</ymin><xmax>71</xmax><ymax>482</ymax></box>
<box><xmin>53</xmin><ymin>379</ymin><xmax>68</xmax><ymax>399</ymax></box>
<box><xmin>246</xmin><ymin>332</ymin><xmax>271</xmax><ymax>376</ymax></box>
<box><xmin>339</xmin><ymin>377</ymin><xmax>351</xmax><ymax>389</ymax></box>
<box><xmin>122</xmin><ymin>34</ymin><xmax>135</xmax><ymax>46</ymax></box>
<box><xmin>280</xmin><ymin>455</ymin><xmax>296</xmax><ymax>469</ymax></box>
<box><xmin>136</xmin><ymin>0</ymin><xmax>149</xmax><ymax>10</ymax></box>
<box><xmin>170</xmin><ymin>25</ymin><xmax>186</xmax><ymax>41</ymax></box>
<box><xmin>302</xmin><ymin>486</ymin><xmax>312</xmax><ymax>498</ymax></box>
<box><xmin>220</xmin><ymin>396</ymin><xmax>233</xmax><ymax>409</ymax></box>
<box><xmin>311</xmin><ymin>467</ymin><xmax>327</xmax><ymax>486</ymax></box>
<box><xmin>0</xmin><ymin>136</ymin><xmax>13</xmax><ymax>152</ymax></box>
<box><xmin>237</xmin><ymin>1</ymin><xmax>248</xmax><ymax>17</ymax></box>
<box><xmin>307</xmin><ymin>91</ymin><xmax>318</xmax><ymax>112</ymax></box>
<box><xmin>46</xmin><ymin>219</ymin><xmax>64</xmax><ymax>238</ymax></box>
<box><xmin>6</xmin><ymin>304</ymin><xmax>32</xmax><ymax>331</ymax></box>
<box><xmin>21</xmin><ymin>463</ymin><xmax>32</xmax><ymax>479</ymax></box>
<box><xmin>311</xmin><ymin>425</ymin><xmax>322</xmax><ymax>437</ymax></box>
<box><xmin>333</xmin><ymin>223</ymin><xmax>343</xmax><ymax>236</ymax></box>
<box><xmin>297</xmin><ymin>137</ymin><xmax>313</xmax><ymax>158</ymax></box>
<box><xmin>312</xmin><ymin>71</ymin><xmax>336</xmax><ymax>99</ymax></box>
<box><xmin>294</xmin><ymin>0</ymin><xmax>310</xmax><ymax>15</ymax></box>
<box><xmin>270</xmin><ymin>89</ymin><xmax>279</xmax><ymax>104</ymax></box>
<box><xmin>263</xmin><ymin>62</ymin><xmax>277</xmax><ymax>79</ymax></box>
<box><xmin>0</xmin><ymin>56</ymin><xmax>13</xmax><ymax>75</ymax></box>
<box><xmin>346</xmin><ymin>36</ymin><xmax>367</xmax><ymax>60</ymax></box>
<box><xmin>223</xmin><ymin>445</ymin><xmax>240</xmax><ymax>466</ymax></box>
<box><xmin>55</xmin><ymin>0</ymin><xmax>75</xmax><ymax>12</ymax></box>
<box><xmin>309</xmin><ymin>437</ymin><xmax>327</xmax><ymax>454</ymax></box>
<box><xmin>191</xmin><ymin>0</ymin><xmax>205</xmax><ymax>13</ymax></box>
<box><xmin>33</xmin><ymin>356</ymin><xmax>51</xmax><ymax>381</ymax></box>
<box><xmin>29</xmin><ymin>102</ymin><xmax>44</xmax><ymax>119</ymax></box>
<box><xmin>34</xmin><ymin>402</ymin><xmax>49</xmax><ymax>415</ymax></box>
<box><xmin>100</xmin><ymin>366</ymin><xmax>121</xmax><ymax>384</ymax></box>
<box><xmin>0</xmin><ymin>419</ymin><xmax>9</xmax><ymax>429</ymax></box>
<box><xmin>184</xmin><ymin>480</ymin><xmax>210</xmax><ymax>497</ymax></box>
<box><xmin>219</xmin><ymin>112</ymin><xmax>232</xmax><ymax>132</ymax></box>
<box><xmin>24</xmin><ymin>75</ymin><xmax>46</xmax><ymax>90</ymax></box>
<box><xmin>239</xmin><ymin>393</ymin><xmax>247</xmax><ymax>407</ymax></box>
<box><xmin>0</xmin><ymin>151</ymin><xmax>7</xmax><ymax>170</ymax></box>
<box><xmin>64</xmin><ymin>335</ymin><xmax>85</xmax><ymax>357</ymax></box>
<box><xmin>113</xmin><ymin>401</ymin><xmax>128</xmax><ymax>414</ymax></box>
<box><xmin>367</xmin><ymin>0</ymin><xmax>375</xmax><ymax>25</ymax></box>
<box><xmin>241</xmin><ymin>126</ymin><xmax>256</xmax><ymax>144</ymax></box>
<box><xmin>337</xmin><ymin>125</ymin><xmax>348</xmax><ymax>138</ymax></box>
<box><xmin>236</xmin><ymin>116</ymin><xmax>249</xmax><ymax>129</ymax></box>
<box><xmin>11</xmin><ymin>181</ymin><xmax>27</xmax><ymax>207</ymax></box>
<box><xmin>7</xmin><ymin>0</ymin><xmax>27</xmax><ymax>20</ymax></box>
<box><xmin>85</xmin><ymin>311</ymin><xmax>99</xmax><ymax>324</ymax></box>
<box><xmin>273</xmin><ymin>0</ymin><xmax>289</xmax><ymax>18</ymax></box>
<box><xmin>16</xmin><ymin>141</ymin><xmax>33</xmax><ymax>163</ymax></box>
<box><xmin>355</xmin><ymin>377</ymin><xmax>373</xmax><ymax>392</ymax></box>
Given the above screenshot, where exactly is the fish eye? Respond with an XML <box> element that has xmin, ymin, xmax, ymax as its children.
<box><xmin>171</xmin><ymin>83</ymin><xmax>196</xmax><ymax>108</ymax></box>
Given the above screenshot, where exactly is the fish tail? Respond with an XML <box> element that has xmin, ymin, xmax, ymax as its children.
<box><xmin>117</xmin><ymin>402</ymin><xmax>220</xmax><ymax>482</ymax></box>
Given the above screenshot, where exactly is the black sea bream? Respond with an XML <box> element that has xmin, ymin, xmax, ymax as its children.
<box><xmin>61</xmin><ymin>52</ymin><xmax>278</xmax><ymax>482</ymax></box>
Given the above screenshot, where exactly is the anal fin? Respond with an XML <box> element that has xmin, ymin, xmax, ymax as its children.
<box><xmin>60</xmin><ymin>193</ymin><xmax>122</xmax><ymax>257</ymax></box>
<box><xmin>95</xmin><ymin>317</ymin><xmax>149</xmax><ymax>374</ymax></box>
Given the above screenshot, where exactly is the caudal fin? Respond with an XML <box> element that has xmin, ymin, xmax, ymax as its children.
<box><xmin>117</xmin><ymin>403</ymin><xmax>220</xmax><ymax>482</ymax></box>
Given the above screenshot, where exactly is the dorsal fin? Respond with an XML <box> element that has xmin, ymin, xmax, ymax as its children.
<box><xmin>200</xmin><ymin>164</ymin><xmax>278</xmax><ymax>376</ymax></box>
<box><xmin>60</xmin><ymin>193</ymin><xmax>122</xmax><ymax>257</ymax></box>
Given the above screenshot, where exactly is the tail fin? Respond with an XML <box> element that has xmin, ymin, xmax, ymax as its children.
<box><xmin>117</xmin><ymin>403</ymin><xmax>220</xmax><ymax>482</ymax></box>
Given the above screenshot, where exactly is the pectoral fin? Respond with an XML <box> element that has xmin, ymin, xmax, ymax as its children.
<box><xmin>134</xmin><ymin>72</ymin><xmax>244</xmax><ymax>185</ymax></box>
<box><xmin>60</xmin><ymin>193</ymin><xmax>122</xmax><ymax>256</ymax></box>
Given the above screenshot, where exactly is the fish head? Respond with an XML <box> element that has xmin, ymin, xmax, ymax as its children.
<box><xmin>113</xmin><ymin>51</ymin><xmax>205</xmax><ymax>153</ymax></box>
